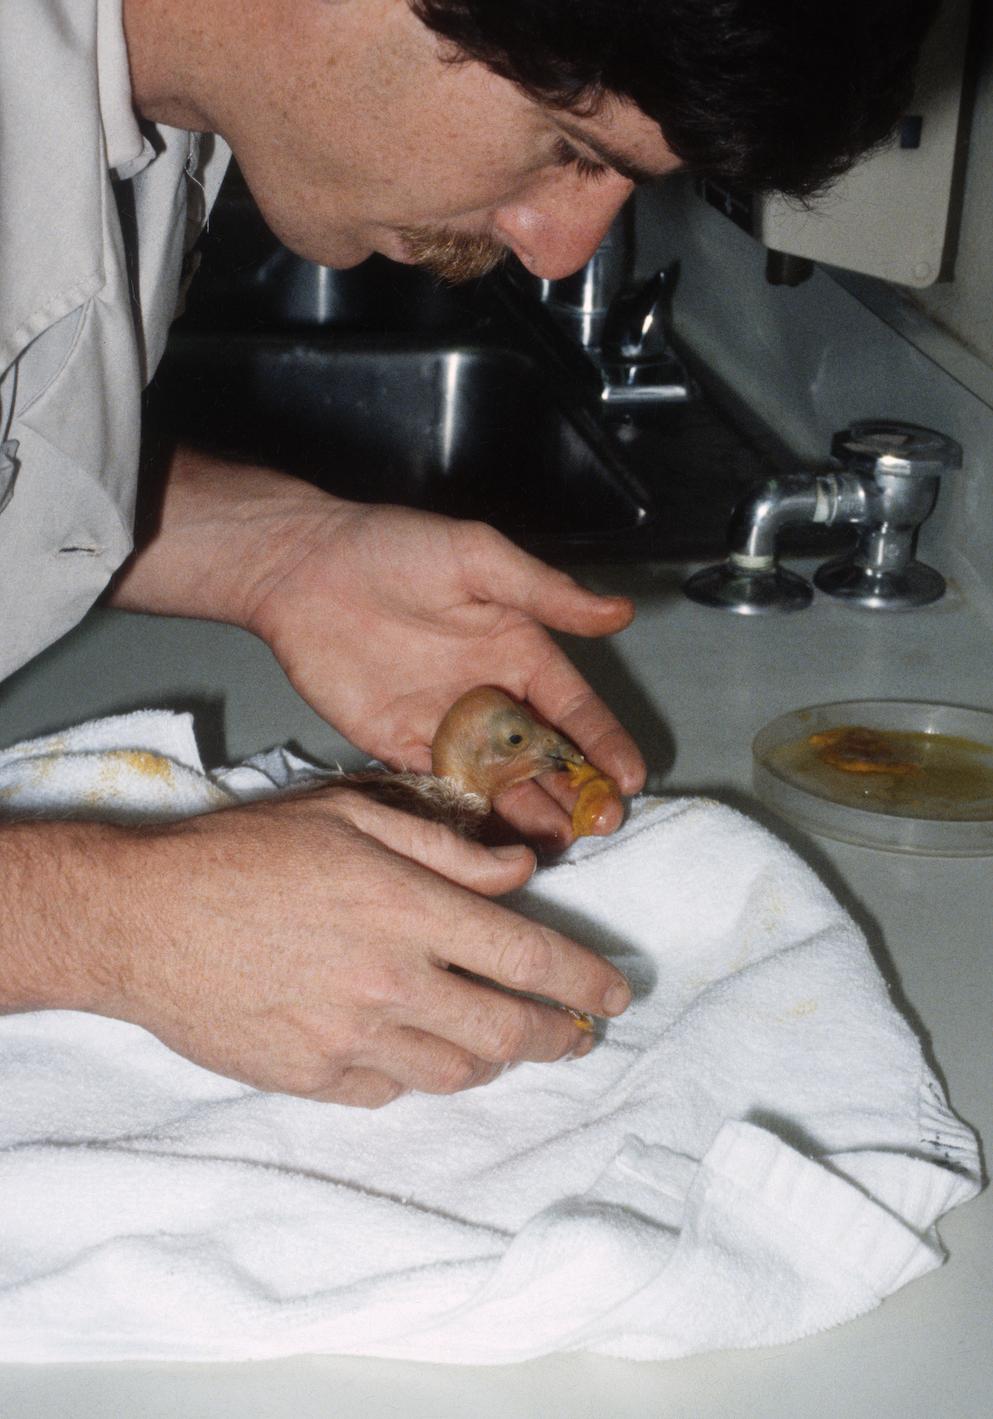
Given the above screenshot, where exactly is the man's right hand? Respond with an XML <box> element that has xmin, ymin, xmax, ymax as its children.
<box><xmin>2</xmin><ymin>789</ymin><xmax>630</xmax><ymax>1107</ymax></box>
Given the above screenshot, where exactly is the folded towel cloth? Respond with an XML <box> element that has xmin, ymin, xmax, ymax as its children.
<box><xmin>0</xmin><ymin>712</ymin><xmax>981</xmax><ymax>1364</ymax></box>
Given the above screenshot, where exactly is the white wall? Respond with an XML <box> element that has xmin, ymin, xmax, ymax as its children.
<box><xmin>910</xmin><ymin>5</ymin><xmax>993</xmax><ymax>366</ymax></box>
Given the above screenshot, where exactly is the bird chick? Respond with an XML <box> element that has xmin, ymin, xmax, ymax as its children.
<box><xmin>432</xmin><ymin>687</ymin><xmax>625</xmax><ymax>837</ymax></box>
<box><xmin>431</xmin><ymin>687</ymin><xmax>585</xmax><ymax>809</ymax></box>
<box><xmin>342</xmin><ymin>687</ymin><xmax>623</xmax><ymax>838</ymax></box>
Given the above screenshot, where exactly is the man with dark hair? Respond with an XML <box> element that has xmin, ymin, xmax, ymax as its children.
<box><xmin>0</xmin><ymin>0</ymin><xmax>936</xmax><ymax>1107</ymax></box>
<box><xmin>412</xmin><ymin>0</ymin><xmax>940</xmax><ymax>198</ymax></box>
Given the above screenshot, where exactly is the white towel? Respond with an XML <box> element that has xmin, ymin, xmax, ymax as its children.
<box><xmin>0</xmin><ymin>712</ymin><xmax>981</xmax><ymax>1364</ymax></box>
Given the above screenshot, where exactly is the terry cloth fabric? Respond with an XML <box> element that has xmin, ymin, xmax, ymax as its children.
<box><xmin>0</xmin><ymin>712</ymin><xmax>981</xmax><ymax>1365</ymax></box>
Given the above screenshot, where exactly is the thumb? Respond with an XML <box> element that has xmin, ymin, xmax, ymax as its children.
<box><xmin>334</xmin><ymin>791</ymin><xmax>537</xmax><ymax>895</ymax></box>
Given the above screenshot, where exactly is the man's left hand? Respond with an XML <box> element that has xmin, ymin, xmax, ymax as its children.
<box><xmin>112</xmin><ymin>451</ymin><xmax>646</xmax><ymax>844</ymax></box>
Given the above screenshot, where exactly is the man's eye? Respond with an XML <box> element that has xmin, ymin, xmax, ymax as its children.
<box><xmin>552</xmin><ymin>137</ymin><xmax>610</xmax><ymax>184</ymax></box>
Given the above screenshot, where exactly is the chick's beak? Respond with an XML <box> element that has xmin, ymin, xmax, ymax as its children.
<box><xmin>541</xmin><ymin>733</ymin><xmax>586</xmax><ymax>773</ymax></box>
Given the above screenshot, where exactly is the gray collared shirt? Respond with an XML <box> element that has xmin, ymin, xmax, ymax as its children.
<box><xmin>0</xmin><ymin>0</ymin><xmax>230</xmax><ymax>682</ymax></box>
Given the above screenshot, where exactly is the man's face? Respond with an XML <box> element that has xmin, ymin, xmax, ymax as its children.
<box><xmin>209</xmin><ymin>0</ymin><xmax>681</xmax><ymax>280</ymax></box>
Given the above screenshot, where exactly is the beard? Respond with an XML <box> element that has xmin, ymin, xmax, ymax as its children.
<box><xmin>395</xmin><ymin>224</ymin><xmax>508</xmax><ymax>283</ymax></box>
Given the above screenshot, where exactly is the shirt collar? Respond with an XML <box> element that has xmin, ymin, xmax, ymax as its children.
<box><xmin>96</xmin><ymin>0</ymin><xmax>154</xmax><ymax>179</ymax></box>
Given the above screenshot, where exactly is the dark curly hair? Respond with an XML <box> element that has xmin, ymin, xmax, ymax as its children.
<box><xmin>410</xmin><ymin>0</ymin><xmax>941</xmax><ymax>197</ymax></box>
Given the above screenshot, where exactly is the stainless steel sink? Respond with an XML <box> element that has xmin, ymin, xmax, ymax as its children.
<box><xmin>152</xmin><ymin>323</ymin><xmax>655</xmax><ymax>553</ymax></box>
<box><xmin>147</xmin><ymin>174</ymin><xmax>657</xmax><ymax>556</ymax></box>
<box><xmin>151</xmin><ymin>173</ymin><xmax>845</xmax><ymax>561</ymax></box>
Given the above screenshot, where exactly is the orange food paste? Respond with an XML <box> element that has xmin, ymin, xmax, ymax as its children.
<box><xmin>566</xmin><ymin>761</ymin><xmax>624</xmax><ymax>837</ymax></box>
<box><xmin>808</xmin><ymin>727</ymin><xmax>921</xmax><ymax>777</ymax></box>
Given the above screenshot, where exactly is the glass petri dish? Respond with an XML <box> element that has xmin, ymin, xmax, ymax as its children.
<box><xmin>752</xmin><ymin>700</ymin><xmax>993</xmax><ymax>855</ymax></box>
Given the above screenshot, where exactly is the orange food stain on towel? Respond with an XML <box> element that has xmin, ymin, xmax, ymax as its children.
<box><xmin>108</xmin><ymin>750</ymin><xmax>175</xmax><ymax>782</ymax></box>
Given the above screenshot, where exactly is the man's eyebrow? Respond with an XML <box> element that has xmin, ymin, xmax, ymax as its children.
<box><xmin>556</xmin><ymin>121</ymin><xmax>670</xmax><ymax>187</ymax></box>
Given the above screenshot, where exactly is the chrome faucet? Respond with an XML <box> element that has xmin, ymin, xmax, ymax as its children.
<box><xmin>683</xmin><ymin>420</ymin><xmax>962</xmax><ymax>613</ymax></box>
<box><xmin>533</xmin><ymin>204</ymin><xmax>693</xmax><ymax>413</ymax></box>
<box><xmin>535</xmin><ymin>205</ymin><xmax>633</xmax><ymax>352</ymax></box>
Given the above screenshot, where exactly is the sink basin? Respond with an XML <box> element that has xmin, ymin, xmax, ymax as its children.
<box><xmin>152</xmin><ymin>175</ymin><xmax>844</xmax><ymax>562</ymax></box>
<box><xmin>152</xmin><ymin>326</ymin><xmax>655</xmax><ymax>555</ymax></box>
<box><xmin>147</xmin><ymin>185</ymin><xmax>656</xmax><ymax>556</ymax></box>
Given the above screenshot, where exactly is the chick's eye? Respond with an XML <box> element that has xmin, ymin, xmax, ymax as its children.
<box><xmin>508</xmin><ymin>733</ymin><xmax>524</xmax><ymax>746</ymax></box>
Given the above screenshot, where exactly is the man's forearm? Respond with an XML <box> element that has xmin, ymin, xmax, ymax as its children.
<box><xmin>0</xmin><ymin>820</ymin><xmax>123</xmax><ymax>1015</ymax></box>
<box><xmin>107</xmin><ymin>442</ymin><xmax>345</xmax><ymax>629</ymax></box>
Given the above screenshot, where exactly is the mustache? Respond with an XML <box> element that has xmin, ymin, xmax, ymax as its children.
<box><xmin>395</xmin><ymin>225</ymin><xmax>508</xmax><ymax>284</ymax></box>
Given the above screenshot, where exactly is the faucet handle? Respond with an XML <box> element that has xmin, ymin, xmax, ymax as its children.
<box><xmin>814</xmin><ymin>420</ymin><xmax>962</xmax><ymax>609</ymax></box>
<box><xmin>598</xmin><ymin>266</ymin><xmax>694</xmax><ymax>413</ymax></box>
<box><xmin>831</xmin><ymin>421</ymin><xmax>962</xmax><ymax>480</ymax></box>
<box><xmin>600</xmin><ymin>269</ymin><xmax>672</xmax><ymax>363</ymax></box>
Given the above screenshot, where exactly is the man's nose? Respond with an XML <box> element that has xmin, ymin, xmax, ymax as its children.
<box><xmin>493</xmin><ymin>171</ymin><xmax>634</xmax><ymax>280</ymax></box>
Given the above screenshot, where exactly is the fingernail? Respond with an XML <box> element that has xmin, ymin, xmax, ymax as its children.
<box><xmin>568</xmin><ymin>1032</ymin><xmax>596</xmax><ymax>1061</ymax></box>
<box><xmin>602</xmin><ymin>981</ymin><xmax>631</xmax><ymax>1016</ymax></box>
<box><xmin>491</xmin><ymin>845</ymin><xmax>536</xmax><ymax>878</ymax></box>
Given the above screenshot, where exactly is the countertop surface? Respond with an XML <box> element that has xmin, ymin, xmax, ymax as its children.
<box><xmin>0</xmin><ymin>561</ymin><xmax>990</xmax><ymax>1417</ymax></box>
